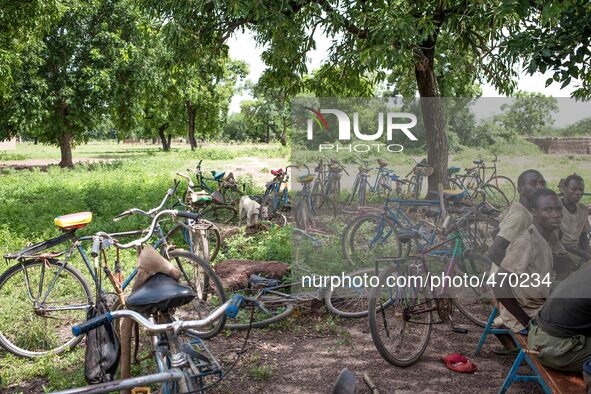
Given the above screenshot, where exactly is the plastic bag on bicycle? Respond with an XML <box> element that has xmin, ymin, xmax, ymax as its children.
<box><xmin>84</xmin><ymin>299</ymin><xmax>120</xmax><ymax>384</ymax></box>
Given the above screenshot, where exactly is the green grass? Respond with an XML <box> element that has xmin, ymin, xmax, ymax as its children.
<box><xmin>0</xmin><ymin>139</ymin><xmax>589</xmax><ymax>391</ymax></box>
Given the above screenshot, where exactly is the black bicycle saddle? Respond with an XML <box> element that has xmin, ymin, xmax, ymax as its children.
<box><xmin>126</xmin><ymin>273</ymin><xmax>195</xmax><ymax>315</ymax></box>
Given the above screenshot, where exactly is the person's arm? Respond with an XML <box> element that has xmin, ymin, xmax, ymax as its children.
<box><xmin>487</xmin><ymin>236</ymin><xmax>510</xmax><ymax>266</ymax></box>
<box><xmin>579</xmin><ymin>231</ymin><xmax>590</xmax><ymax>252</ymax></box>
<box><xmin>492</xmin><ymin>267</ymin><xmax>531</xmax><ymax>328</ymax></box>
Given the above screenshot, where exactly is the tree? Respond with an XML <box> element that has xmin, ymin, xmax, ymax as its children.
<box><xmin>500</xmin><ymin>92</ymin><xmax>559</xmax><ymax>135</ymax></box>
<box><xmin>499</xmin><ymin>0</ymin><xmax>591</xmax><ymax>98</ymax></box>
<box><xmin>146</xmin><ymin>1</ymin><xmax>523</xmax><ymax>190</ymax></box>
<box><xmin>0</xmin><ymin>0</ymin><xmax>62</xmax><ymax>100</ymax></box>
<box><xmin>0</xmin><ymin>0</ymin><xmax>155</xmax><ymax>167</ymax></box>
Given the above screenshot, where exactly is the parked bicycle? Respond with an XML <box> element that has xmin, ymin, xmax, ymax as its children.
<box><xmin>448</xmin><ymin>155</ymin><xmax>513</xmax><ymax>210</ymax></box>
<box><xmin>176</xmin><ymin>171</ymin><xmax>238</xmax><ymax>224</ymax></box>
<box><xmin>0</xmin><ymin>208</ymin><xmax>225</xmax><ymax>358</ymax></box>
<box><xmin>226</xmin><ymin>261</ymin><xmax>374</xmax><ymax>330</ymax></box>
<box><xmin>190</xmin><ymin>160</ymin><xmax>244</xmax><ymax>205</ymax></box>
<box><xmin>51</xmin><ymin>294</ymin><xmax>265</xmax><ymax>394</ymax></box>
<box><xmin>293</xmin><ymin>164</ymin><xmax>337</xmax><ymax>232</ymax></box>
<box><xmin>367</xmin><ymin>221</ymin><xmax>494</xmax><ymax>367</ymax></box>
<box><xmin>342</xmin><ymin>195</ymin><xmax>498</xmax><ymax>267</ymax></box>
<box><xmin>345</xmin><ymin>158</ymin><xmax>406</xmax><ymax>207</ymax></box>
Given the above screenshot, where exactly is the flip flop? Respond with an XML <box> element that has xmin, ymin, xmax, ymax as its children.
<box><xmin>442</xmin><ymin>353</ymin><xmax>477</xmax><ymax>373</ymax></box>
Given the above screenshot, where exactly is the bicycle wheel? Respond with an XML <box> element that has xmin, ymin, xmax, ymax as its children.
<box><xmin>326</xmin><ymin>177</ymin><xmax>341</xmax><ymax>202</ymax></box>
<box><xmin>407</xmin><ymin>175</ymin><xmax>420</xmax><ymax>199</ymax></box>
<box><xmin>377</xmin><ymin>174</ymin><xmax>401</xmax><ymax>200</ymax></box>
<box><xmin>346</xmin><ymin>174</ymin><xmax>361</xmax><ymax>205</ymax></box>
<box><xmin>479</xmin><ymin>184</ymin><xmax>510</xmax><ymax>211</ymax></box>
<box><xmin>168</xmin><ymin>249</ymin><xmax>227</xmax><ymax>339</ymax></box>
<box><xmin>295</xmin><ymin>193</ymin><xmax>336</xmax><ymax>231</ymax></box>
<box><xmin>368</xmin><ymin>263</ymin><xmax>432</xmax><ymax>367</ymax></box>
<box><xmin>225</xmin><ymin>295</ymin><xmax>295</xmax><ymax>330</ymax></box>
<box><xmin>455</xmin><ymin>213</ymin><xmax>499</xmax><ymax>255</ymax></box>
<box><xmin>488</xmin><ymin>175</ymin><xmax>516</xmax><ymax>203</ymax></box>
<box><xmin>169</xmin><ymin>221</ymin><xmax>221</xmax><ymax>263</ymax></box>
<box><xmin>324</xmin><ymin>267</ymin><xmax>378</xmax><ymax>318</ymax></box>
<box><xmin>0</xmin><ymin>259</ymin><xmax>93</xmax><ymax>358</ymax></box>
<box><xmin>199</xmin><ymin>204</ymin><xmax>238</xmax><ymax>225</ymax></box>
<box><xmin>189</xmin><ymin>223</ymin><xmax>221</xmax><ymax>262</ymax></box>
<box><xmin>221</xmin><ymin>185</ymin><xmax>243</xmax><ymax>206</ymax></box>
<box><xmin>358</xmin><ymin>179</ymin><xmax>367</xmax><ymax>207</ymax></box>
<box><xmin>450</xmin><ymin>252</ymin><xmax>494</xmax><ymax>327</ymax></box>
<box><xmin>346</xmin><ymin>215</ymin><xmax>408</xmax><ymax>267</ymax></box>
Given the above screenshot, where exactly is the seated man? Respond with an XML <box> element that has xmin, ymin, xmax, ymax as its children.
<box><xmin>493</xmin><ymin>188</ymin><xmax>563</xmax><ymax>333</ymax></box>
<box><xmin>488</xmin><ymin>170</ymin><xmax>546</xmax><ymax>267</ymax></box>
<box><xmin>559</xmin><ymin>174</ymin><xmax>590</xmax><ymax>269</ymax></box>
<box><xmin>528</xmin><ymin>262</ymin><xmax>591</xmax><ymax>372</ymax></box>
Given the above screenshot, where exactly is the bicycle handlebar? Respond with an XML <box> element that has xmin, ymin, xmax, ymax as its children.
<box><xmin>113</xmin><ymin>181</ymin><xmax>180</xmax><ymax>222</ymax></box>
<box><xmin>72</xmin><ymin>295</ymin><xmax>269</xmax><ymax>336</ymax></box>
<box><xmin>99</xmin><ymin>209</ymin><xmax>189</xmax><ymax>249</ymax></box>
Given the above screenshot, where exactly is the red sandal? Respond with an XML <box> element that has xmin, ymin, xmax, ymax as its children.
<box><xmin>442</xmin><ymin>353</ymin><xmax>477</xmax><ymax>373</ymax></box>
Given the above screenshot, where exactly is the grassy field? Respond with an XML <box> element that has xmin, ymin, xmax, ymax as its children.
<box><xmin>0</xmin><ymin>140</ymin><xmax>589</xmax><ymax>392</ymax></box>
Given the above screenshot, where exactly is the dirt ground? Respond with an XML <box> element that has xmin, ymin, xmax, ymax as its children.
<box><xmin>205</xmin><ymin>309</ymin><xmax>544</xmax><ymax>394</ymax></box>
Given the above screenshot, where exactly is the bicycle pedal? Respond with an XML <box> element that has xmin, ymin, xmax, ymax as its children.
<box><xmin>452</xmin><ymin>327</ymin><xmax>468</xmax><ymax>334</ymax></box>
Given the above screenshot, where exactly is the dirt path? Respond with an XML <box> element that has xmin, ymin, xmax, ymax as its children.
<box><xmin>207</xmin><ymin>311</ymin><xmax>543</xmax><ymax>394</ymax></box>
<box><xmin>0</xmin><ymin>158</ymin><xmax>112</xmax><ymax>170</ymax></box>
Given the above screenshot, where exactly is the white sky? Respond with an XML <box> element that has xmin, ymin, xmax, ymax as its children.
<box><xmin>228</xmin><ymin>30</ymin><xmax>584</xmax><ymax>126</ymax></box>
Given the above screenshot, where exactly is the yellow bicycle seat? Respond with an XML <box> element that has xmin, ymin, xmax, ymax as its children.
<box><xmin>297</xmin><ymin>175</ymin><xmax>315</xmax><ymax>184</ymax></box>
<box><xmin>54</xmin><ymin>212</ymin><xmax>93</xmax><ymax>230</ymax></box>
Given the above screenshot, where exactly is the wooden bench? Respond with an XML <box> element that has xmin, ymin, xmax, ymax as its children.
<box><xmin>476</xmin><ymin>307</ymin><xmax>586</xmax><ymax>393</ymax></box>
<box><xmin>499</xmin><ymin>332</ymin><xmax>586</xmax><ymax>394</ymax></box>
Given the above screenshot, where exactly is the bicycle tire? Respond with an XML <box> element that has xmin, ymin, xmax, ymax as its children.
<box><xmin>455</xmin><ymin>213</ymin><xmax>499</xmax><ymax>255</ymax></box>
<box><xmin>226</xmin><ymin>298</ymin><xmax>295</xmax><ymax>330</ymax></box>
<box><xmin>488</xmin><ymin>175</ymin><xmax>516</xmax><ymax>203</ymax></box>
<box><xmin>294</xmin><ymin>193</ymin><xmax>336</xmax><ymax>231</ymax></box>
<box><xmin>168</xmin><ymin>221</ymin><xmax>221</xmax><ymax>262</ymax></box>
<box><xmin>407</xmin><ymin>175</ymin><xmax>420</xmax><ymax>199</ymax></box>
<box><xmin>368</xmin><ymin>263</ymin><xmax>432</xmax><ymax>367</ymax></box>
<box><xmin>479</xmin><ymin>183</ymin><xmax>510</xmax><ymax>211</ymax></box>
<box><xmin>450</xmin><ymin>252</ymin><xmax>494</xmax><ymax>327</ymax></box>
<box><xmin>222</xmin><ymin>186</ymin><xmax>243</xmax><ymax>206</ymax></box>
<box><xmin>324</xmin><ymin>267</ymin><xmax>378</xmax><ymax>318</ymax></box>
<box><xmin>346</xmin><ymin>174</ymin><xmax>361</xmax><ymax>205</ymax></box>
<box><xmin>168</xmin><ymin>249</ymin><xmax>227</xmax><ymax>339</ymax></box>
<box><xmin>377</xmin><ymin>173</ymin><xmax>400</xmax><ymax>200</ymax></box>
<box><xmin>358</xmin><ymin>178</ymin><xmax>367</xmax><ymax>207</ymax></box>
<box><xmin>0</xmin><ymin>259</ymin><xmax>93</xmax><ymax>358</ymax></box>
<box><xmin>199</xmin><ymin>204</ymin><xmax>238</xmax><ymax>225</ymax></box>
<box><xmin>345</xmin><ymin>215</ymin><xmax>408</xmax><ymax>267</ymax></box>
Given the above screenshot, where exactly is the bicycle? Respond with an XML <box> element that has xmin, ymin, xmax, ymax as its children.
<box><xmin>367</xmin><ymin>223</ymin><xmax>494</xmax><ymax>367</ymax></box>
<box><xmin>405</xmin><ymin>158</ymin><xmax>433</xmax><ymax>199</ymax></box>
<box><xmin>0</xmin><ymin>209</ymin><xmax>226</xmax><ymax>358</ymax></box>
<box><xmin>51</xmin><ymin>294</ymin><xmax>265</xmax><ymax>394</ymax></box>
<box><xmin>176</xmin><ymin>171</ymin><xmax>238</xmax><ymax>225</ymax></box>
<box><xmin>293</xmin><ymin>164</ymin><xmax>337</xmax><ymax>232</ymax></box>
<box><xmin>225</xmin><ymin>261</ymin><xmax>375</xmax><ymax>330</ymax></box>
<box><xmin>345</xmin><ymin>158</ymin><xmax>407</xmax><ymax>207</ymax></box>
<box><xmin>320</xmin><ymin>159</ymin><xmax>348</xmax><ymax>203</ymax></box>
<box><xmin>342</xmin><ymin>196</ymin><xmax>498</xmax><ymax>267</ymax></box>
<box><xmin>191</xmin><ymin>159</ymin><xmax>244</xmax><ymax>205</ymax></box>
<box><xmin>261</xmin><ymin>165</ymin><xmax>296</xmax><ymax>217</ymax></box>
<box><xmin>448</xmin><ymin>156</ymin><xmax>513</xmax><ymax>210</ymax></box>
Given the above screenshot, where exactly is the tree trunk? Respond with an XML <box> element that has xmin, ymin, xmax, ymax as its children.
<box><xmin>58</xmin><ymin>132</ymin><xmax>74</xmax><ymax>168</ymax></box>
<box><xmin>280</xmin><ymin>124</ymin><xmax>287</xmax><ymax>146</ymax></box>
<box><xmin>187</xmin><ymin>101</ymin><xmax>197</xmax><ymax>150</ymax></box>
<box><xmin>57</xmin><ymin>102</ymin><xmax>74</xmax><ymax>168</ymax></box>
<box><xmin>34</xmin><ymin>137</ymin><xmax>38</xmax><ymax>145</ymax></box>
<box><xmin>158</xmin><ymin>123</ymin><xmax>170</xmax><ymax>151</ymax></box>
<box><xmin>414</xmin><ymin>42</ymin><xmax>448</xmax><ymax>192</ymax></box>
<box><xmin>266</xmin><ymin>125</ymin><xmax>270</xmax><ymax>143</ymax></box>
<box><xmin>167</xmin><ymin>134</ymin><xmax>172</xmax><ymax>149</ymax></box>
